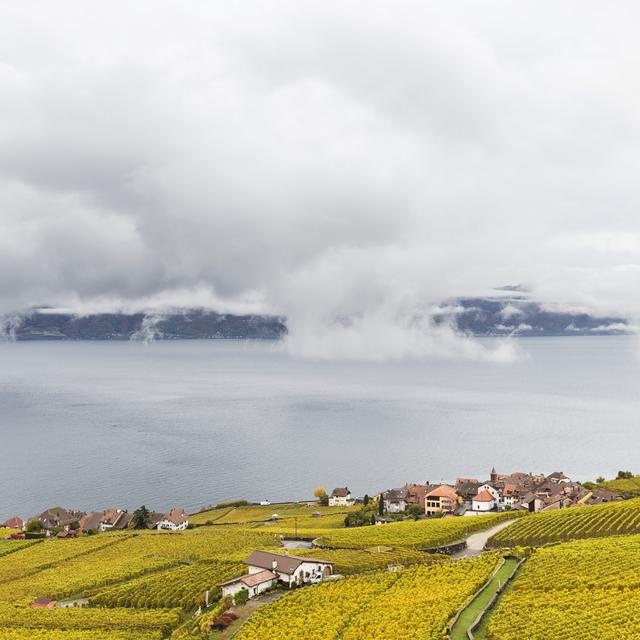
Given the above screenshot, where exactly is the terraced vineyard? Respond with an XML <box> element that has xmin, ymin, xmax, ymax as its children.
<box><xmin>90</xmin><ymin>560</ymin><xmax>244</xmax><ymax>609</ymax></box>
<box><xmin>0</xmin><ymin>529</ymin><xmax>18</xmax><ymax>539</ymax></box>
<box><xmin>0</xmin><ymin>540</ymin><xmax>38</xmax><ymax>558</ymax></box>
<box><xmin>192</xmin><ymin>502</ymin><xmax>357</xmax><ymax>526</ymax></box>
<box><xmin>598</xmin><ymin>475</ymin><xmax>640</xmax><ymax>496</ymax></box>
<box><xmin>0</xmin><ymin>604</ymin><xmax>180</xmax><ymax>639</ymax></box>
<box><xmin>272</xmin><ymin>546</ymin><xmax>446</xmax><ymax>575</ymax></box>
<box><xmin>488</xmin><ymin>497</ymin><xmax>640</xmax><ymax>547</ymax></box>
<box><xmin>0</xmin><ymin>631</ymin><xmax>164</xmax><ymax>640</ymax></box>
<box><xmin>486</xmin><ymin>534</ymin><xmax>640</xmax><ymax>639</ymax></box>
<box><xmin>236</xmin><ymin>555</ymin><xmax>500</xmax><ymax>640</ymax></box>
<box><xmin>319</xmin><ymin>512</ymin><xmax>520</xmax><ymax>549</ymax></box>
<box><xmin>0</xmin><ymin>528</ymin><xmax>276</xmax><ymax>604</ymax></box>
<box><xmin>0</xmin><ymin>524</ymin><xmax>283</xmax><ymax>638</ymax></box>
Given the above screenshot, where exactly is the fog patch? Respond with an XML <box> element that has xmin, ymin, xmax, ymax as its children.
<box><xmin>130</xmin><ymin>313</ymin><xmax>166</xmax><ymax>343</ymax></box>
<box><xmin>285</xmin><ymin>309</ymin><xmax>522</xmax><ymax>362</ymax></box>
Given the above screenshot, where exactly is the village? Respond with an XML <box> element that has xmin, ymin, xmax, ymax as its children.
<box><xmin>0</xmin><ymin>466</ymin><xmax>629</xmax><ymax>615</ymax></box>
<box><xmin>3</xmin><ymin>466</ymin><xmax>622</xmax><ymax>541</ymax></box>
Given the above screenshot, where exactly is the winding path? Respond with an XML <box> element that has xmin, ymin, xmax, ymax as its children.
<box><xmin>452</xmin><ymin>518</ymin><xmax>516</xmax><ymax>558</ymax></box>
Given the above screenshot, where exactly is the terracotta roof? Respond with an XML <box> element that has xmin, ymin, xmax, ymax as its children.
<box><xmin>426</xmin><ymin>485</ymin><xmax>458</xmax><ymax>500</ymax></box>
<box><xmin>474</xmin><ymin>490</ymin><xmax>496</xmax><ymax>503</ymax></box>
<box><xmin>113</xmin><ymin>512</ymin><xmax>133</xmax><ymax>529</ymax></box>
<box><xmin>39</xmin><ymin>507</ymin><xmax>70</xmax><ymax>520</ymax></box>
<box><xmin>331</xmin><ymin>487</ymin><xmax>350</xmax><ymax>497</ymax></box>
<box><xmin>39</xmin><ymin>507</ymin><xmax>84</xmax><ymax>529</ymax></box>
<box><xmin>2</xmin><ymin>516</ymin><xmax>23</xmax><ymax>529</ymax></box>
<box><xmin>502</xmin><ymin>483</ymin><xmax>520</xmax><ymax>496</ymax></box>
<box><xmin>101</xmin><ymin>509</ymin><xmax>122</xmax><ymax>525</ymax></box>
<box><xmin>245</xmin><ymin>550</ymin><xmax>330</xmax><ymax>576</ymax></box>
<box><xmin>219</xmin><ymin>569</ymin><xmax>278</xmax><ymax>588</ymax></box>
<box><xmin>31</xmin><ymin>598</ymin><xmax>56</xmax><ymax>608</ymax></box>
<box><xmin>79</xmin><ymin>512</ymin><xmax>103</xmax><ymax>531</ymax></box>
<box><xmin>147</xmin><ymin>512</ymin><xmax>165</xmax><ymax>528</ymax></box>
<box><xmin>162</xmin><ymin>507</ymin><xmax>188</xmax><ymax>526</ymax></box>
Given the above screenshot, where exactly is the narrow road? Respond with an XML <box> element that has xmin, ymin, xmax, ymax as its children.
<box><xmin>452</xmin><ymin>519</ymin><xmax>516</xmax><ymax>558</ymax></box>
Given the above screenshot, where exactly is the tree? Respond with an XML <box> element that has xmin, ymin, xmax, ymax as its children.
<box><xmin>363</xmin><ymin>494</ymin><xmax>370</xmax><ymax>506</ymax></box>
<box><xmin>617</xmin><ymin>470</ymin><xmax>634</xmax><ymax>480</ymax></box>
<box><xmin>132</xmin><ymin>505</ymin><xmax>151</xmax><ymax>529</ymax></box>
<box><xmin>234</xmin><ymin>589</ymin><xmax>249</xmax><ymax>606</ymax></box>
<box><xmin>407</xmin><ymin>505</ymin><xmax>423</xmax><ymax>520</ymax></box>
<box><xmin>344</xmin><ymin>509</ymin><xmax>374</xmax><ymax>528</ymax></box>
<box><xmin>595</xmin><ymin>476</ymin><xmax>605</xmax><ymax>484</ymax></box>
<box><xmin>25</xmin><ymin>518</ymin><xmax>42</xmax><ymax>533</ymax></box>
<box><xmin>313</xmin><ymin>487</ymin><xmax>329</xmax><ymax>506</ymax></box>
<box><xmin>378</xmin><ymin>493</ymin><xmax>385</xmax><ymax>516</ymax></box>
<box><xmin>219</xmin><ymin>595</ymin><xmax>233</xmax><ymax>612</ymax></box>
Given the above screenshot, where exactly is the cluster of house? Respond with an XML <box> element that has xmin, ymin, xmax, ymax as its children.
<box><xmin>380</xmin><ymin>467</ymin><xmax>623</xmax><ymax>517</ymax></box>
<box><xmin>2</xmin><ymin>505</ymin><xmax>189</xmax><ymax>539</ymax></box>
<box><xmin>219</xmin><ymin>550</ymin><xmax>333</xmax><ymax>600</ymax></box>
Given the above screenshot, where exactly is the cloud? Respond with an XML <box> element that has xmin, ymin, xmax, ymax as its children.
<box><xmin>2</xmin><ymin>1</ymin><xmax>640</xmax><ymax>357</ymax></box>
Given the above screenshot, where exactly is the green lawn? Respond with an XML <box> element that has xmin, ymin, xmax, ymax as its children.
<box><xmin>450</xmin><ymin>556</ymin><xmax>519</xmax><ymax>640</ymax></box>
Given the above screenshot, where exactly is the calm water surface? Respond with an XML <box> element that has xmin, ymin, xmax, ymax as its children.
<box><xmin>1</xmin><ymin>337</ymin><xmax>639</xmax><ymax>520</ymax></box>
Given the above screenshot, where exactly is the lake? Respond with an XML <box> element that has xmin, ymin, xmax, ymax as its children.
<box><xmin>1</xmin><ymin>337</ymin><xmax>639</xmax><ymax>521</ymax></box>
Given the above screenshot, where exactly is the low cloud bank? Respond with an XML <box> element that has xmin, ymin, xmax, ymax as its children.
<box><xmin>2</xmin><ymin>2</ymin><xmax>640</xmax><ymax>359</ymax></box>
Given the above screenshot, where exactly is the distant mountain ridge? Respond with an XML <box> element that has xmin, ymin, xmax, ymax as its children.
<box><xmin>2</xmin><ymin>309</ymin><xmax>287</xmax><ymax>341</ymax></box>
<box><xmin>433</xmin><ymin>296</ymin><xmax>629</xmax><ymax>337</ymax></box>
<box><xmin>0</xmin><ymin>298</ymin><xmax>630</xmax><ymax>341</ymax></box>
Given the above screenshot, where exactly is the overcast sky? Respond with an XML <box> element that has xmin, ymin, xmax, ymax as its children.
<box><xmin>2</xmin><ymin>2</ymin><xmax>640</xmax><ymax>355</ymax></box>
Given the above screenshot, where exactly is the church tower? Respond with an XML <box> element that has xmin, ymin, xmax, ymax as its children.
<box><xmin>490</xmin><ymin>466</ymin><xmax>497</xmax><ymax>484</ymax></box>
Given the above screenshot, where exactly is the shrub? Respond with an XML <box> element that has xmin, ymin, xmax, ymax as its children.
<box><xmin>215</xmin><ymin>500</ymin><xmax>249</xmax><ymax>509</ymax></box>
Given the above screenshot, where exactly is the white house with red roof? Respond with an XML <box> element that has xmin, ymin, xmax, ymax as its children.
<box><xmin>219</xmin><ymin>569</ymin><xmax>278</xmax><ymax>599</ymax></box>
<box><xmin>156</xmin><ymin>507</ymin><xmax>189</xmax><ymax>531</ymax></box>
<box><xmin>328</xmin><ymin>487</ymin><xmax>354</xmax><ymax>507</ymax></box>
<box><xmin>472</xmin><ymin>489</ymin><xmax>497</xmax><ymax>511</ymax></box>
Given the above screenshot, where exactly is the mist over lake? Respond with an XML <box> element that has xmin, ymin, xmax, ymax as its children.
<box><xmin>1</xmin><ymin>336</ymin><xmax>638</xmax><ymax>521</ymax></box>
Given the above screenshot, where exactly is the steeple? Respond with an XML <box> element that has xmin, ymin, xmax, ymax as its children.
<box><xmin>490</xmin><ymin>466</ymin><xmax>497</xmax><ymax>484</ymax></box>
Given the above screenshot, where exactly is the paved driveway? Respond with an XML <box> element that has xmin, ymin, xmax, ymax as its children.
<box><xmin>452</xmin><ymin>519</ymin><xmax>517</xmax><ymax>558</ymax></box>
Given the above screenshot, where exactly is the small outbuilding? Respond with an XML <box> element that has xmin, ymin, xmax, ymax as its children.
<box><xmin>31</xmin><ymin>598</ymin><xmax>57</xmax><ymax>609</ymax></box>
